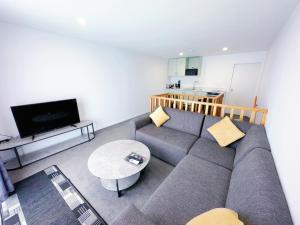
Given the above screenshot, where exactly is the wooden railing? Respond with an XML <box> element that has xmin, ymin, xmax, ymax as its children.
<box><xmin>156</xmin><ymin>92</ymin><xmax>224</xmax><ymax>104</ymax></box>
<box><xmin>153</xmin><ymin>92</ymin><xmax>224</xmax><ymax>116</ymax></box>
<box><xmin>149</xmin><ymin>95</ymin><xmax>268</xmax><ymax>126</ymax></box>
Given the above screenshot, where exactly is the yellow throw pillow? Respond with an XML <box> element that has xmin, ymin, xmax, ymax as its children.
<box><xmin>149</xmin><ymin>106</ymin><xmax>170</xmax><ymax>127</ymax></box>
<box><xmin>207</xmin><ymin>116</ymin><xmax>245</xmax><ymax>147</ymax></box>
<box><xmin>186</xmin><ymin>208</ymin><xmax>244</xmax><ymax>225</ymax></box>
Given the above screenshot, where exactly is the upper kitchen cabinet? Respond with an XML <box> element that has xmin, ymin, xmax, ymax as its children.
<box><xmin>187</xmin><ymin>57</ymin><xmax>202</xmax><ymax>69</ymax></box>
<box><xmin>176</xmin><ymin>58</ymin><xmax>186</xmax><ymax>76</ymax></box>
<box><xmin>168</xmin><ymin>56</ymin><xmax>202</xmax><ymax>77</ymax></box>
<box><xmin>168</xmin><ymin>58</ymin><xmax>177</xmax><ymax>76</ymax></box>
<box><xmin>168</xmin><ymin>58</ymin><xmax>186</xmax><ymax>76</ymax></box>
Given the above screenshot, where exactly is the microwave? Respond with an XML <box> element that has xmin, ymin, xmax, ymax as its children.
<box><xmin>185</xmin><ymin>68</ymin><xmax>198</xmax><ymax>76</ymax></box>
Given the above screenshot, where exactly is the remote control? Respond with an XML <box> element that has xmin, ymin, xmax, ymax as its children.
<box><xmin>129</xmin><ymin>158</ymin><xmax>140</xmax><ymax>165</ymax></box>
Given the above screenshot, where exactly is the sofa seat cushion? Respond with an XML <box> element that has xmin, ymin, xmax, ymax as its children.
<box><xmin>189</xmin><ymin>138</ymin><xmax>235</xmax><ymax>170</ymax></box>
<box><xmin>226</xmin><ymin>148</ymin><xmax>293</xmax><ymax>225</ymax></box>
<box><xmin>136</xmin><ymin>124</ymin><xmax>198</xmax><ymax>165</ymax></box>
<box><xmin>234</xmin><ymin>125</ymin><xmax>271</xmax><ymax>167</ymax></box>
<box><xmin>142</xmin><ymin>155</ymin><xmax>232</xmax><ymax>225</ymax></box>
<box><xmin>201</xmin><ymin>116</ymin><xmax>251</xmax><ymax>149</ymax></box>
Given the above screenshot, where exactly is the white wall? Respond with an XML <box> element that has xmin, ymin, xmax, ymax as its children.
<box><xmin>0</xmin><ymin>22</ymin><xmax>167</xmax><ymax>137</ymax></box>
<box><xmin>168</xmin><ymin>52</ymin><xmax>266</xmax><ymax>92</ymax></box>
<box><xmin>259</xmin><ymin>3</ymin><xmax>300</xmax><ymax>224</ymax></box>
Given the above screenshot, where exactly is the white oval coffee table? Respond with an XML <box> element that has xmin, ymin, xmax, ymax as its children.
<box><xmin>88</xmin><ymin>140</ymin><xmax>150</xmax><ymax>197</ymax></box>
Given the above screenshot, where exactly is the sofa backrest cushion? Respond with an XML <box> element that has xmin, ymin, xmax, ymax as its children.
<box><xmin>163</xmin><ymin>108</ymin><xmax>204</xmax><ymax>137</ymax></box>
<box><xmin>234</xmin><ymin>125</ymin><xmax>271</xmax><ymax>167</ymax></box>
<box><xmin>201</xmin><ymin>116</ymin><xmax>251</xmax><ymax>149</ymax></box>
<box><xmin>226</xmin><ymin>148</ymin><xmax>293</xmax><ymax>225</ymax></box>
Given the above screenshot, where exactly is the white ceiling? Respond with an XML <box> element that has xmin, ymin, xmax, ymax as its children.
<box><xmin>0</xmin><ymin>0</ymin><xmax>299</xmax><ymax>58</ymax></box>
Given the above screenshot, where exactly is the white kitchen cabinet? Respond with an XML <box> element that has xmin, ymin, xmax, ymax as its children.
<box><xmin>168</xmin><ymin>57</ymin><xmax>202</xmax><ymax>77</ymax></box>
<box><xmin>168</xmin><ymin>58</ymin><xmax>186</xmax><ymax>76</ymax></box>
<box><xmin>176</xmin><ymin>58</ymin><xmax>186</xmax><ymax>76</ymax></box>
<box><xmin>187</xmin><ymin>57</ymin><xmax>202</xmax><ymax>69</ymax></box>
<box><xmin>168</xmin><ymin>59</ymin><xmax>177</xmax><ymax>76</ymax></box>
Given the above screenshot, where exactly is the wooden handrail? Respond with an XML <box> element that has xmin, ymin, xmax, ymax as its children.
<box><xmin>150</xmin><ymin>95</ymin><xmax>268</xmax><ymax>126</ymax></box>
<box><xmin>155</xmin><ymin>92</ymin><xmax>224</xmax><ymax>115</ymax></box>
<box><xmin>154</xmin><ymin>92</ymin><xmax>224</xmax><ymax>103</ymax></box>
<box><xmin>252</xmin><ymin>96</ymin><xmax>258</xmax><ymax>108</ymax></box>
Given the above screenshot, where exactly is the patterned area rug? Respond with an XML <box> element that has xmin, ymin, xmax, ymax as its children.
<box><xmin>0</xmin><ymin>165</ymin><xmax>107</xmax><ymax>225</ymax></box>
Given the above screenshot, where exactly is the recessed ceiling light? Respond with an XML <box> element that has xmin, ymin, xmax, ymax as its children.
<box><xmin>77</xmin><ymin>17</ymin><xmax>87</xmax><ymax>26</ymax></box>
<box><xmin>179</xmin><ymin>52</ymin><xmax>184</xmax><ymax>56</ymax></box>
<box><xmin>222</xmin><ymin>47</ymin><xmax>229</xmax><ymax>52</ymax></box>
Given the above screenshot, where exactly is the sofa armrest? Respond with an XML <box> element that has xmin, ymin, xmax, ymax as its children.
<box><xmin>129</xmin><ymin>113</ymin><xmax>151</xmax><ymax>139</ymax></box>
<box><xmin>112</xmin><ymin>205</ymin><xmax>157</xmax><ymax>225</ymax></box>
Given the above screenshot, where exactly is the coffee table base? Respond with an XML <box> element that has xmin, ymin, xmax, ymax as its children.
<box><xmin>101</xmin><ymin>173</ymin><xmax>140</xmax><ymax>197</ymax></box>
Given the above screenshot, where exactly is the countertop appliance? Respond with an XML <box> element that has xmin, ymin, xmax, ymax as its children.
<box><xmin>185</xmin><ymin>68</ymin><xmax>198</xmax><ymax>76</ymax></box>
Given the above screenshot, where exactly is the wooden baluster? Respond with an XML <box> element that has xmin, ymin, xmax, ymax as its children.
<box><xmin>230</xmin><ymin>108</ymin><xmax>234</xmax><ymax>119</ymax></box>
<box><xmin>168</xmin><ymin>99</ymin><xmax>171</xmax><ymax>108</ymax></box>
<box><xmin>149</xmin><ymin>97</ymin><xmax>153</xmax><ymax>112</ymax></box>
<box><xmin>191</xmin><ymin>103</ymin><xmax>195</xmax><ymax>112</ymax></box>
<box><xmin>261</xmin><ymin>111</ymin><xmax>268</xmax><ymax>125</ymax></box>
<box><xmin>163</xmin><ymin>98</ymin><xmax>166</xmax><ymax>107</ymax></box>
<box><xmin>173</xmin><ymin>100</ymin><xmax>177</xmax><ymax>109</ymax></box>
<box><xmin>249</xmin><ymin>110</ymin><xmax>256</xmax><ymax>124</ymax></box>
<box><xmin>185</xmin><ymin>101</ymin><xmax>188</xmax><ymax>111</ymax></box>
<box><xmin>213</xmin><ymin>105</ymin><xmax>217</xmax><ymax>116</ymax></box>
<box><xmin>239</xmin><ymin>109</ymin><xmax>245</xmax><ymax>122</ymax></box>
<box><xmin>221</xmin><ymin>107</ymin><xmax>225</xmax><ymax>117</ymax></box>
<box><xmin>194</xmin><ymin>102</ymin><xmax>198</xmax><ymax>112</ymax></box>
<box><xmin>252</xmin><ymin>96</ymin><xmax>258</xmax><ymax>108</ymax></box>
<box><xmin>210</xmin><ymin>98</ymin><xmax>214</xmax><ymax>114</ymax></box>
<box><xmin>205</xmin><ymin>104</ymin><xmax>209</xmax><ymax>115</ymax></box>
<box><xmin>198</xmin><ymin>103</ymin><xmax>202</xmax><ymax>113</ymax></box>
<box><xmin>179</xmin><ymin>101</ymin><xmax>183</xmax><ymax>110</ymax></box>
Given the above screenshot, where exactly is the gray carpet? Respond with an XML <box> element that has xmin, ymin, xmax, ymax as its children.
<box><xmin>4</xmin><ymin>166</ymin><xmax>105</xmax><ymax>225</ymax></box>
<box><xmin>8</xmin><ymin>121</ymin><xmax>174</xmax><ymax>224</ymax></box>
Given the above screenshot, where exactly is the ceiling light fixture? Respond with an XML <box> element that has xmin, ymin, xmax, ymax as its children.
<box><xmin>222</xmin><ymin>47</ymin><xmax>229</xmax><ymax>52</ymax></box>
<box><xmin>77</xmin><ymin>17</ymin><xmax>87</xmax><ymax>26</ymax></box>
<box><xmin>179</xmin><ymin>52</ymin><xmax>184</xmax><ymax>56</ymax></box>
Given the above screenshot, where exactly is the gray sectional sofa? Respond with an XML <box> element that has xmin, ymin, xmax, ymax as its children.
<box><xmin>114</xmin><ymin>108</ymin><xmax>293</xmax><ymax>225</ymax></box>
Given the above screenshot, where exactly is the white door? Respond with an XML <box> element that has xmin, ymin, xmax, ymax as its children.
<box><xmin>176</xmin><ymin>58</ymin><xmax>186</xmax><ymax>76</ymax></box>
<box><xmin>227</xmin><ymin>63</ymin><xmax>262</xmax><ymax>107</ymax></box>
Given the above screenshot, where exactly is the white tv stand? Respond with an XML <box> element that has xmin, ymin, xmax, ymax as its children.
<box><xmin>0</xmin><ymin>120</ymin><xmax>95</xmax><ymax>170</ymax></box>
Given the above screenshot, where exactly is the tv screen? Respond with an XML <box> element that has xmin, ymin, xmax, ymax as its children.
<box><xmin>11</xmin><ymin>99</ymin><xmax>80</xmax><ymax>138</ymax></box>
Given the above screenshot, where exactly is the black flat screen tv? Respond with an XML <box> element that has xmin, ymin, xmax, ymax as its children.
<box><xmin>11</xmin><ymin>99</ymin><xmax>80</xmax><ymax>138</ymax></box>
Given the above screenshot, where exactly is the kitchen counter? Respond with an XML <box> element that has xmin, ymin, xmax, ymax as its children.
<box><xmin>165</xmin><ymin>87</ymin><xmax>225</xmax><ymax>97</ymax></box>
